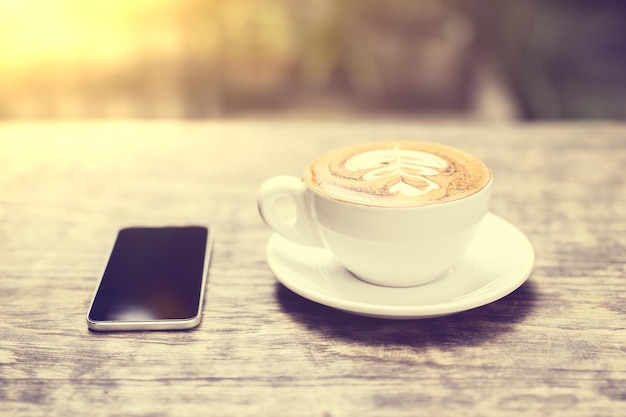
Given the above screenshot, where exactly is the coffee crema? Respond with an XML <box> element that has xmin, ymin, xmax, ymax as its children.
<box><xmin>303</xmin><ymin>142</ymin><xmax>492</xmax><ymax>208</ymax></box>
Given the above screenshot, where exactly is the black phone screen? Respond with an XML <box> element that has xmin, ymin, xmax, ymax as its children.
<box><xmin>88</xmin><ymin>226</ymin><xmax>210</xmax><ymax>327</ymax></box>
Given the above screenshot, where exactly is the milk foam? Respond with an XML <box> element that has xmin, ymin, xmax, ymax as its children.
<box><xmin>344</xmin><ymin>148</ymin><xmax>448</xmax><ymax>197</ymax></box>
<box><xmin>304</xmin><ymin>142</ymin><xmax>491</xmax><ymax>207</ymax></box>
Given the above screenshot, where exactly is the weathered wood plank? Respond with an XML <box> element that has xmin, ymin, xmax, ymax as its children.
<box><xmin>1</xmin><ymin>121</ymin><xmax>625</xmax><ymax>416</ymax></box>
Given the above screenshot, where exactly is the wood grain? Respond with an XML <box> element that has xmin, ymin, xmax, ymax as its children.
<box><xmin>1</xmin><ymin>121</ymin><xmax>625</xmax><ymax>416</ymax></box>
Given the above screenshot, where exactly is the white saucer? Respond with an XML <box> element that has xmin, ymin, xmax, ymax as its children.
<box><xmin>266</xmin><ymin>212</ymin><xmax>534</xmax><ymax>319</ymax></box>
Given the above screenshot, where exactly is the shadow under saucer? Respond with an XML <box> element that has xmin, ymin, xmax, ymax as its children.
<box><xmin>275</xmin><ymin>279</ymin><xmax>538</xmax><ymax>348</ymax></box>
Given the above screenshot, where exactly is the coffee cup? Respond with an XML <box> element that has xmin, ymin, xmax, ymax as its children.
<box><xmin>258</xmin><ymin>142</ymin><xmax>492</xmax><ymax>287</ymax></box>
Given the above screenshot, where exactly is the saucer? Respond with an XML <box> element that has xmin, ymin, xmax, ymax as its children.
<box><xmin>266</xmin><ymin>212</ymin><xmax>534</xmax><ymax>319</ymax></box>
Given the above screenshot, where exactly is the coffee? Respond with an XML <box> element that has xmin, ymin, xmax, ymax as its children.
<box><xmin>304</xmin><ymin>142</ymin><xmax>491</xmax><ymax>208</ymax></box>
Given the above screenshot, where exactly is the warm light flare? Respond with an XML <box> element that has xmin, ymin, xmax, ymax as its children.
<box><xmin>0</xmin><ymin>0</ymin><xmax>182</xmax><ymax>70</ymax></box>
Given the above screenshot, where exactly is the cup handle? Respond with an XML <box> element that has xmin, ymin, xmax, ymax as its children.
<box><xmin>258</xmin><ymin>176</ymin><xmax>324</xmax><ymax>247</ymax></box>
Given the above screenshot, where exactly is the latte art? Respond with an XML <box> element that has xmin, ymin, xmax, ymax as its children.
<box><xmin>304</xmin><ymin>142</ymin><xmax>491</xmax><ymax>207</ymax></box>
<box><xmin>344</xmin><ymin>148</ymin><xmax>449</xmax><ymax>197</ymax></box>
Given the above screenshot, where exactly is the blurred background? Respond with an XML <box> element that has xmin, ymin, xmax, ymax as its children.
<box><xmin>1</xmin><ymin>0</ymin><xmax>625</xmax><ymax>121</ymax></box>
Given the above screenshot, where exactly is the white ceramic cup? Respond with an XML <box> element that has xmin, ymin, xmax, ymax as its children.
<box><xmin>258</xmin><ymin>144</ymin><xmax>492</xmax><ymax>287</ymax></box>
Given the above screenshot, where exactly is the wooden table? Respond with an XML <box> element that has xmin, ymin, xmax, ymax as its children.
<box><xmin>1</xmin><ymin>121</ymin><xmax>625</xmax><ymax>416</ymax></box>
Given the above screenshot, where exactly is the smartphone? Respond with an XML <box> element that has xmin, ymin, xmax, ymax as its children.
<box><xmin>87</xmin><ymin>226</ymin><xmax>213</xmax><ymax>331</ymax></box>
